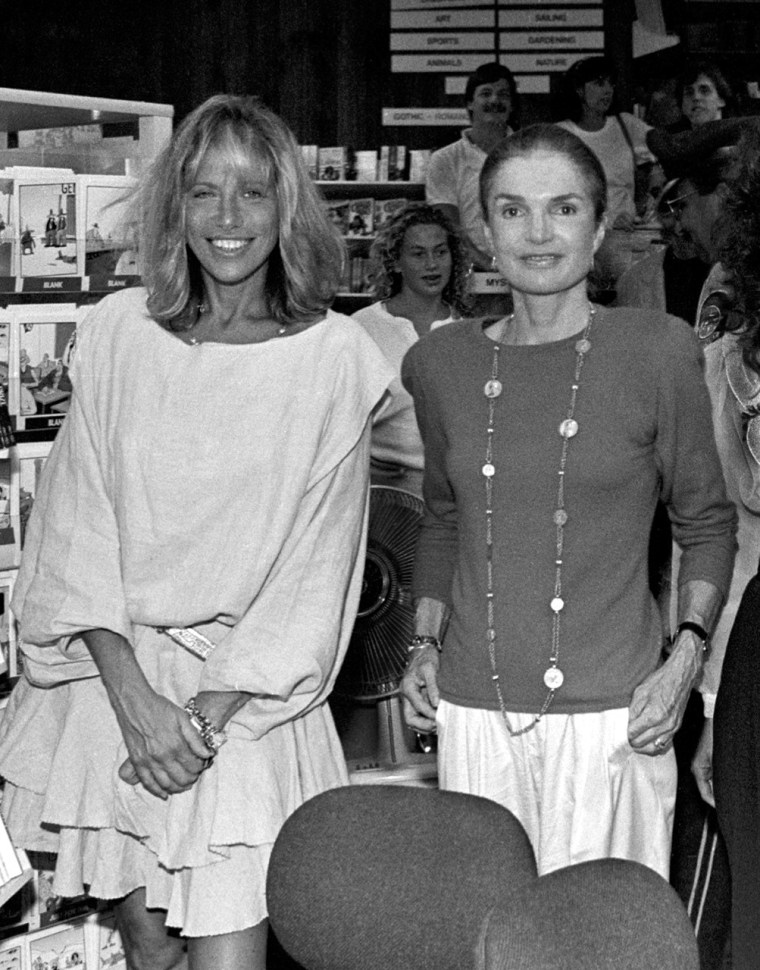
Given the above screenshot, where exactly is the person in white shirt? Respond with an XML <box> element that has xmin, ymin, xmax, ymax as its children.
<box><xmin>557</xmin><ymin>57</ymin><xmax>655</xmax><ymax>288</ymax></box>
<box><xmin>353</xmin><ymin>202</ymin><xmax>471</xmax><ymax>496</ymax></box>
<box><xmin>426</xmin><ymin>62</ymin><xmax>517</xmax><ymax>274</ymax></box>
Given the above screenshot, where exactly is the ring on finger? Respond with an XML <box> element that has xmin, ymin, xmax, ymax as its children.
<box><xmin>654</xmin><ymin>736</ymin><xmax>666</xmax><ymax>748</ymax></box>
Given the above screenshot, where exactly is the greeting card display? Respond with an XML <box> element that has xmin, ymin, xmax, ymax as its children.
<box><xmin>0</xmin><ymin>569</ymin><xmax>17</xmax><ymax>682</ymax></box>
<box><xmin>0</xmin><ymin>459</ymin><xmax>20</xmax><ymax>571</ymax></box>
<box><xmin>9</xmin><ymin>306</ymin><xmax>81</xmax><ymax>439</ymax></box>
<box><xmin>0</xmin><ymin>313</ymin><xmax>15</xmax><ymax>450</ymax></box>
<box><xmin>93</xmin><ymin>914</ymin><xmax>125</xmax><ymax>970</ymax></box>
<box><xmin>0</xmin><ymin>180</ymin><xmax>16</xmax><ymax>284</ymax></box>
<box><xmin>14</xmin><ymin>179</ymin><xmax>79</xmax><ymax>278</ymax></box>
<box><xmin>79</xmin><ymin>176</ymin><xmax>137</xmax><ymax>280</ymax></box>
<box><xmin>28</xmin><ymin>919</ymin><xmax>87</xmax><ymax>969</ymax></box>
<box><xmin>14</xmin><ymin>442</ymin><xmax>53</xmax><ymax>551</ymax></box>
<box><xmin>0</xmin><ymin>936</ymin><xmax>25</xmax><ymax>970</ymax></box>
<box><xmin>21</xmin><ymin>852</ymin><xmax>96</xmax><ymax>932</ymax></box>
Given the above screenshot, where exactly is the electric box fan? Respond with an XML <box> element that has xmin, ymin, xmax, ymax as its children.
<box><xmin>333</xmin><ymin>486</ymin><xmax>437</xmax><ymax>779</ymax></box>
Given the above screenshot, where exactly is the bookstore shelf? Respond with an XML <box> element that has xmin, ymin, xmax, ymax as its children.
<box><xmin>321</xmin><ymin>180</ymin><xmax>426</xmax><ymax>307</ymax></box>
<box><xmin>0</xmin><ymin>89</ymin><xmax>174</xmax><ymax>963</ymax></box>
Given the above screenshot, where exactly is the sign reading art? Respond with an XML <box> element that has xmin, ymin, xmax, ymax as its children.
<box><xmin>391</xmin><ymin>10</ymin><xmax>496</xmax><ymax>28</ymax></box>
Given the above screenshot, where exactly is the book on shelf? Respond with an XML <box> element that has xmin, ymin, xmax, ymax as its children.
<box><xmin>408</xmin><ymin>149</ymin><xmax>432</xmax><ymax>184</ymax></box>
<box><xmin>317</xmin><ymin>147</ymin><xmax>349</xmax><ymax>181</ymax></box>
<box><xmin>325</xmin><ymin>200</ymin><xmax>350</xmax><ymax>235</ymax></box>
<box><xmin>345</xmin><ymin>199</ymin><xmax>374</xmax><ymax>239</ymax></box>
<box><xmin>349</xmin><ymin>256</ymin><xmax>372</xmax><ymax>294</ymax></box>
<box><xmin>379</xmin><ymin>145</ymin><xmax>407</xmax><ymax>182</ymax></box>
<box><xmin>373</xmin><ymin>197</ymin><xmax>408</xmax><ymax>233</ymax></box>
<box><xmin>352</xmin><ymin>150</ymin><xmax>378</xmax><ymax>182</ymax></box>
<box><xmin>300</xmin><ymin>144</ymin><xmax>318</xmax><ymax>180</ymax></box>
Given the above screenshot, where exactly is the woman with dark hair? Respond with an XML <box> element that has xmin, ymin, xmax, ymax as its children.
<box><xmin>557</xmin><ymin>56</ymin><xmax>654</xmax><ymax>232</ymax></box>
<box><xmin>0</xmin><ymin>95</ymin><xmax>391</xmax><ymax>970</ymax></box>
<box><xmin>556</xmin><ymin>57</ymin><xmax>658</xmax><ymax>288</ymax></box>
<box><xmin>352</xmin><ymin>202</ymin><xmax>470</xmax><ymax>495</ymax></box>
<box><xmin>401</xmin><ymin>123</ymin><xmax>736</xmax><ymax>878</ymax></box>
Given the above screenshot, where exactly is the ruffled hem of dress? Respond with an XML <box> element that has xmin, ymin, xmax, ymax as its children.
<box><xmin>0</xmin><ymin>665</ymin><xmax>349</xmax><ymax>934</ymax></box>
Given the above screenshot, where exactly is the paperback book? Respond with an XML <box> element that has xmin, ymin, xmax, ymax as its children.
<box><xmin>317</xmin><ymin>147</ymin><xmax>348</xmax><ymax>181</ymax></box>
<box><xmin>345</xmin><ymin>199</ymin><xmax>374</xmax><ymax>238</ymax></box>
<box><xmin>373</xmin><ymin>198</ymin><xmax>408</xmax><ymax>232</ymax></box>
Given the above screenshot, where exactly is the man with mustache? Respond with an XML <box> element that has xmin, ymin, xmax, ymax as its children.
<box><xmin>426</xmin><ymin>62</ymin><xmax>517</xmax><ymax>274</ymax></box>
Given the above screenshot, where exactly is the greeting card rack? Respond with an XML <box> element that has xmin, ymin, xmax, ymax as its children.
<box><xmin>0</xmin><ymin>87</ymin><xmax>173</xmax><ymax>970</ymax></box>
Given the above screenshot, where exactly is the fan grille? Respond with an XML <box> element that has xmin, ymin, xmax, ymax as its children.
<box><xmin>335</xmin><ymin>486</ymin><xmax>424</xmax><ymax>700</ymax></box>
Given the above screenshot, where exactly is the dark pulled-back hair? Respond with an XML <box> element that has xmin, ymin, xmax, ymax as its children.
<box><xmin>560</xmin><ymin>56</ymin><xmax>616</xmax><ymax>123</ymax></box>
<box><xmin>479</xmin><ymin>123</ymin><xmax>608</xmax><ymax>225</ymax></box>
<box><xmin>126</xmin><ymin>94</ymin><xmax>345</xmax><ymax>330</ymax></box>
<box><xmin>716</xmin><ymin>126</ymin><xmax>760</xmax><ymax>372</ymax></box>
<box><xmin>367</xmin><ymin>202</ymin><xmax>472</xmax><ymax>317</ymax></box>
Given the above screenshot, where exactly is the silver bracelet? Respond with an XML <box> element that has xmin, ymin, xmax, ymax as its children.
<box><xmin>184</xmin><ymin>697</ymin><xmax>228</xmax><ymax>753</ymax></box>
<box><xmin>407</xmin><ymin>635</ymin><xmax>442</xmax><ymax>654</ymax></box>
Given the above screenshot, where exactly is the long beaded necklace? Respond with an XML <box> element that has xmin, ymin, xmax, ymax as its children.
<box><xmin>483</xmin><ymin>304</ymin><xmax>596</xmax><ymax>737</ymax></box>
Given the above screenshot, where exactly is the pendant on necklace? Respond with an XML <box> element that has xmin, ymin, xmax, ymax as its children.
<box><xmin>559</xmin><ymin>418</ymin><xmax>579</xmax><ymax>438</ymax></box>
<box><xmin>544</xmin><ymin>667</ymin><xmax>564</xmax><ymax>690</ymax></box>
<box><xmin>484</xmin><ymin>379</ymin><xmax>503</xmax><ymax>398</ymax></box>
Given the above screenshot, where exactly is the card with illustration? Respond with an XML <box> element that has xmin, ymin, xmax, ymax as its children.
<box><xmin>8</xmin><ymin>306</ymin><xmax>81</xmax><ymax>439</ymax></box>
<box><xmin>0</xmin><ymin>936</ymin><xmax>26</xmax><ymax>970</ymax></box>
<box><xmin>28</xmin><ymin>920</ymin><xmax>87</xmax><ymax>969</ymax></box>
<box><xmin>79</xmin><ymin>176</ymin><xmax>137</xmax><ymax>279</ymax></box>
<box><xmin>0</xmin><ymin>180</ymin><xmax>16</xmax><ymax>282</ymax></box>
<box><xmin>0</xmin><ymin>458</ymin><xmax>20</xmax><ymax>571</ymax></box>
<box><xmin>93</xmin><ymin>914</ymin><xmax>125</xmax><ymax>970</ymax></box>
<box><xmin>0</xmin><ymin>569</ymin><xmax>18</xmax><ymax>685</ymax></box>
<box><xmin>15</xmin><ymin>180</ymin><xmax>79</xmax><ymax>278</ymax></box>
<box><xmin>14</xmin><ymin>442</ymin><xmax>52</xmax><ymax>552</ymax></box>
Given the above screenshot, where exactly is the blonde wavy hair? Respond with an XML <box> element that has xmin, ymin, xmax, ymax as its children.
<box><xmin>127</xmin><ymin>94</ymin><xmax>345</xmax><ymax>329</ymax></box>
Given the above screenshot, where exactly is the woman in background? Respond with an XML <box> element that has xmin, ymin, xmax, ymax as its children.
<box><xmin>0</xmin><ymin>95</ymin><xmax>390</xmax><ymax>970</ymax></box>
<box><xmin>352</xmin><ymin>202</ymin><xmax>470</xmax><ymax>496</ymax></box>
<box><xmin>556</xmin><ymin>57</ymin><xmax>656</xmax><ymax>289</ymax></box>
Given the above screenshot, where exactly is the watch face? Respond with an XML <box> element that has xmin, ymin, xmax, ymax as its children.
<box><xmin>697</xmin><ymin>290</ymin><xmax>733</xmax><ymax>343</ymax></box>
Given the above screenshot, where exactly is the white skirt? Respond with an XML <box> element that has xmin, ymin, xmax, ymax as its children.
<box><xmin>436</xmin><ymin>700</ymin><xmax>676</xmax><ymax>879</ymax></box>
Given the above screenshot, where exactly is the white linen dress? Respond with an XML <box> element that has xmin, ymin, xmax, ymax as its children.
<box><xmin>0</xmin><ymin>287</ymin><xmax>392</xmax><ymax>936</ymax></box>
